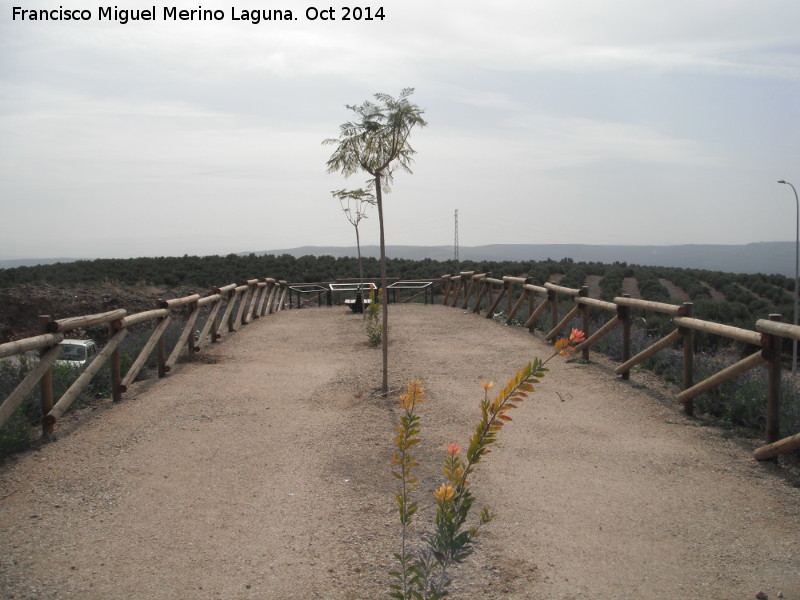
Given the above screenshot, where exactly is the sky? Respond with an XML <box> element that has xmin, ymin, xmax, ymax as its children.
<box><xmin>0</xmin><ymin>0</ymin><xmax>798</xmax><ymax>260</ymax></box>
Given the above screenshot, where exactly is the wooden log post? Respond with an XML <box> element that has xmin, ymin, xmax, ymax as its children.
<box><xmin>264</xmin><ymin>279</ymin><xmax>278</xmax><ymax>315</ymax></box>
<box><xmin>550</xmin><ymin>288</ymin><xmax>559</xmax><ymax>337</ymax></box>
<box><xmin>43</xmin><ymin>327</ymin><xmax>128</xmax><ymax>429</ymax></box>
<box><xmin>484</xmin><ymin>277</ymin><xmax>507</xmax><ymax>319</ymax></box>
<box><xmin>681</xmin><ymin>302</ymin><xmax>694</xmax><ymax>416</ymax></box>
<box><xmin>38</xmin><ymin>315</ymin><xmax>54</xmax><ymax>434</ymax></box>
<box><xmin>276</xmin><ymin>282</ymin><xmax>289</xmax><ymax>311</ymax></box>
<box><xmin>754</xmin><ymin>432</ymin><xmax>800</xmax><ymax>461</ymax></box>
<box><xmin>574</xmin><ymin>315</ymin><xmax>621</xmax><ymax>353</ymax></box>
<box><xmin>460</xmin><ymin>271</ymin><xmax>478</xmax><ymax>310</ymax></box>
<box><xmin>528</xmin><ymin>286</ymin><xmax>535</xmax><ymax>319</ymax></box>
<box><xmin>0</xmin><ymin>344</ymin><xmax>62</xmax><ymax>431</ymax></box>
<box><xmin>523</xmin><ymin>294</ymin><xmax>550</xmax><ymax>333</ymax></box>
<box><xmin>195</xmin><ymin>294</ymin><xmax>222</xmax><ymax>349</ymax></box>
<box><xmin>615</xmin><ymin>329</ymin><xmax>683</xmax><ymax>376</ymax></box>
<box><xmin>229</xmin><ymin>285</ymin><xmax>248</xmax><ymax>331</ymax></box>
<box><xmin>157</xmin><ymin>315</ymin><xmax>168</xmax><ymax>378</ymax></box>
<box><xmin>546</xmin><ymin>304</ymin><xmax>581</xmax><ymax>342</ymax></box>
<box><xmin>46</xmin><ymin>309</ymin><xmax>127</xmax><ymax>333</ymax></box>
<box><xmin>450</xmin><ymin>276</ymin><xmax>463</xmax><ymax>308</ymax></box>
<box><xmin>165</xmin><ymin>300</ymin><xmax>201</xmax><ymax>371</ymax></box>
<box><xmin>505</xmin><ymin>283</ymin><xmax>531</xmax><ymax>325</ymax></box>
<box><xmin>579</xmin><ymin>286</ymin><xmax>590</xmax><ymax>361</ymax></box>
<box><xmin>675</xmin><ymin>351</ymin><xmax>767</xmax><ymax>407</ymax></box>
<box><xmin>619</xmin><ymin>294</ymin><xmax>631</xmax><ymax>380</ymax></box>
<box><xmin>472</xmin><ymin>276</ymin><xmax>490</xmax><ymax>315</ymax></box>
<box><xmin>109</xmin><ymin>322</ymin><xmax>122</xmax><ymax>403</ymax></box>
<box><xmin>121</xmin><ymin>313</ymin><xmax>171</xmax><ymax>389</ymax></box>
<box><xmin>766</xmin><ymin>314</ymin><xmax>782</xmax><ymax>445</ymax></box>
<box><xmin>254</xmin><ymin>280</ymin><xmax>269</xmax><ymax>317</ymax></box>
<box><xmin>441</xmin><ymin>275</ymin><xmax>452</xmax><ymax>305</ymax></box>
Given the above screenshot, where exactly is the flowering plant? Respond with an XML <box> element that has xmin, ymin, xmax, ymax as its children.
<box><xmin>389</xmin><ymin>328</ymin><xmax>585</xmax><ymax>599</ymax></box>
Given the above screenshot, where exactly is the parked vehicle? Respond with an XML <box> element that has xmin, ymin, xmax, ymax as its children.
<box><xmin>56</xmin><ymin>339</ymin><xmax>97</xmax><ymax>368</ymax></box>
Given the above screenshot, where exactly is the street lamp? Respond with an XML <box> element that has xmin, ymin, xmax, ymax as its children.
<box><xmin>778</xmin><ymin>179</ymin><xmax>799</xmax><ymax>375</ymax></box>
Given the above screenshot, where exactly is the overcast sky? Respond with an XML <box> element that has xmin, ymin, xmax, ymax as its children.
<box><xmin>1</xmin><ymin>0</ymin><xmax>798</xmax><ymax>259</ymax></box>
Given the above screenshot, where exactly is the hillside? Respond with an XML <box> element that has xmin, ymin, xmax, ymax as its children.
<box><xmin>251</xmin><ymin>242</ymin><xmax>796</xmax><ymax>276</ymax></box>
<box><xmin>2</xmin><ymin>242</ymin><xmax>795</xmax><ymax>276</ymax></box>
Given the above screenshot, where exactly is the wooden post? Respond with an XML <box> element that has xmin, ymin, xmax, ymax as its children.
<box><xmin>619</xmin><ymin>294</ymin><xmax>631</xmax><ymax>380</ymax></box>
<box><xmin>157</xmin><ymin>315</ymin><xmax>168</xmax><ymax>378</ymax></box>
<box><xmin>766</xmin><ymin>314</ymin><xmax>782</xmax><ymax>445</ymax></box>
<box><xmin>754</xmin><ymin>432</ymin><xmax>800</xmax><ymax>461</ymax></box>
<box><xmin>550</xmin><ymin>288</ymin><xmax>559</xmax><ymax>338</ymax></box>
<box><xmin>579</xmin><ymin>286</ymin><xmax>590</xmax><ymax>361</ymax></box>
<box><xmin>681</xmin><ymin>302</ymin><xmax>694</xmax><ymax>415</ymax></box>
<box><xmin>451</xmin><ymin>276</ymin><xmax>462</xmax><ymax>308</ymax></box>
<box><xmin>109</xmin><ymin>322</ymin><xmax>122</xmax><ymax>403</ymax></box>
<box><xmin>38</xmin><ymin>315</ymin><xmax>54</xmax><ymax>434</ymax></box>
<box><xmin>528</xmin><ymin>286</ymin><xmax>535</xmax><ymax>321</ymax></box>
<box><xmin>441</xmin><ymin>275</ymin><xmax>452</xmax><ymax>305</ymax></box>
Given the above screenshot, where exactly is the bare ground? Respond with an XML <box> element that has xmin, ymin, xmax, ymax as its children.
<box><xmin>1</xmin><ymin>304</ymin><xmax>798</xmax><ymax>600</ymax></box>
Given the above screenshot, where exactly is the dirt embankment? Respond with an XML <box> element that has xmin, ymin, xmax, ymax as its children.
<box><xmin>0</xmin><ymin>283</ymin><xmax>207</xmax><ymax>343</ymax></box>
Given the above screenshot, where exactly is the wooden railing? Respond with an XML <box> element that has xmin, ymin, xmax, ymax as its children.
<box><xmin>3</xmin><ymin>272</ymin><xmax>798</xmax><ymax>461</ymax></box>
<box><xmin>441</xmin><ymin>271</ymin><xmax>800</xmax><ymax>461</ymax></box>
<box><xmin>0</xmin><ymin>278</ymin><xmax>289</xmax><ymax>435</ymax></box>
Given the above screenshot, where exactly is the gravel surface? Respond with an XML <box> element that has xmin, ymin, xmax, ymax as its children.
<box><xmin>1</xmin><ymin>304</ymin><xmax>798</xmax><ymax>599</ymax></box>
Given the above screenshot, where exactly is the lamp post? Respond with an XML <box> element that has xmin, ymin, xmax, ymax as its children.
<box><xmin>779</xmin><ymin>179</ymin><xmax>799</xmax><ymax>375</ymax></box>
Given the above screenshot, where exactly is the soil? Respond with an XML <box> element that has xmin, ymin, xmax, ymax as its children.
<box><xmin>1</xmin><ymin>304</ymin><xmax>799</xmax><ymax>600</ymax></box>
<box><xmin>0</xmin><ymin>283</ymin><xmax>207</xmax><ymax>343</ymax></box>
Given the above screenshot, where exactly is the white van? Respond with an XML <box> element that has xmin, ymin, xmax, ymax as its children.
<box><xmin>56</xmin><ymin>339</ymin><xmax>98</xmax><ymax>368</ymax></box>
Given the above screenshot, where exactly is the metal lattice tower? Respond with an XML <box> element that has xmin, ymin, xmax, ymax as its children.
<box><xmin>454</xmin><ymin>209</ymin><xmax>459</xmax><ymax>267</ymax></box>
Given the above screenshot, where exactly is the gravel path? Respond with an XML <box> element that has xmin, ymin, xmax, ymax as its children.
<box><xmin>1</xmin><ymin>304</ymin><xmax>798</xmax><ymax>600</ymax></box>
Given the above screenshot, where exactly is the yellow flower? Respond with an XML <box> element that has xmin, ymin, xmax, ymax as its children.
<box><xmin>433</xmin><ymin>483</ymin><xmax>455</xmax><ymax>502</ymax></box>
<box><xmin>481</xmin><ymin>381</ymin><xmax>494</xmax><ymax>391</ymax></box>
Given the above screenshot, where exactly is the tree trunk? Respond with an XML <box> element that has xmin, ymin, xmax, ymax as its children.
<box><xmin>356</xmin><ymin>224</ymin><xmax>365</xmax><ymax>316</ymax></box>
<box><xmin>375</xmin><ymin>174</ymin><xmax>389</xmax><ymax>394</ymax></box>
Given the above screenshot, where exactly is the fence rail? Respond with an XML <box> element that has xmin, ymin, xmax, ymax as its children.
<box><xmin>2</xmin><ymin>272</ymin><xmax>798</xmax><ymax>461</ymax></box>
<box><xmin>441</xmin><ymin>271</ymin><xmax>800</xmax><ymax>460</ymax></box>
<box><xmin>0</xmin><ymin>278</ymin><xmax>290</xmax><ymax>436</ymax></box>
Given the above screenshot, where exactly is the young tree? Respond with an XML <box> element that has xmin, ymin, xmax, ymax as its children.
<box><xmin>331</xmin><ymin>188</ymin><xmax>374</xmax><ymax>310</ymax></box>
<box><xmin>324</xmin><ymin>88</ymin><xmax>427</xmax><ymax>394</ymax></box>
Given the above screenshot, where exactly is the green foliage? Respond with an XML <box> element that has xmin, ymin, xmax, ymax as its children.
<box><xmin>365</xmin><ymin>289</ymin><xmax>383</xmax><ymax>347</ymax></box>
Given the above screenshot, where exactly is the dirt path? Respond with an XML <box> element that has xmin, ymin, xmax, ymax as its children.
<box><xmin>1</xmin><ymin>305</ymin><xmax>798</xmax><ymax>600</ymax></box>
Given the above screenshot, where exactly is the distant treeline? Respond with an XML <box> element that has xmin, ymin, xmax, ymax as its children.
<box><xmin>0</xmin><ymin>253</ymin><xmax>795</xmax><ymax>330</ymax></box>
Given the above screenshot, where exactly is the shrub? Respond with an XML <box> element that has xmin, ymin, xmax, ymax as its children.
<box><xmin>366</xmin><ymin>289</ymin><xmax>383</xmax><ymax>347</ymax></box>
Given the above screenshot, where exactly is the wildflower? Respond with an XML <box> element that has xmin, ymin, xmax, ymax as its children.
<box><xmin>481</xmin><ymin>381</ymin><xmax>494</xmax><ymax>391</ymax></box>
<box><xmin>570</xmin><ymin>328</ymin><xmax>586</xmax><ymax>344</ymax></box>
<box><xmin>433</xmin><ymin>483</ymin><xmax>455</xmax><ymax>503</ymax></box>
<box><xmin>554</xmin><ymin>328</ymin><xmax>586</xmax><ymax>356</ymax></box>
<box><xmin>446</xmin><ymin>443</ymin><xmax>462</xmax><ymax>456</ymax></box>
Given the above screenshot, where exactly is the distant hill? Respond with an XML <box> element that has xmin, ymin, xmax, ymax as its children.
<box><xmin>0</xmin><ymin>258</ymin><xmax>79</xmax><ymax>269</ymax></box>
<box><xmin>249</xmin><ymin>242</ymin><xmax>795</xmax><ymax>276</ymax></box>
<box><xmin>3</xmin><ymin>242</ymin><xmax>793</xmax><ymax>276</ymax></box>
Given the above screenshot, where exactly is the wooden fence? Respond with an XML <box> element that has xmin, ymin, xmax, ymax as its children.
<box><xmin>2</xmin><ymin>272</ymin><xmax>798</xmax><ymax>462</ymax></box>
<box><xmin>441</xmin><ymin>271</ymin><xmax>800</xmax><ymax>461</ymax></box>
<box><xmin>0</xmin><ymin>278</ymin><xmax>288</xmax><ymax>435</ymax></box>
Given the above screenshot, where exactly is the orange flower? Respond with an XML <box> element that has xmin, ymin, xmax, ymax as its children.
<box><xmin>570</xmin><ymin>328</ymin><xmax>586</xmax><ymax>344</ymax></box>
<box><xmin>433</xmin><ymin>483</ymin><xmax>455</xmax><ymax>502</ymax></box>
<box><xmin>446</xmin><ymin>443</ymin><xmax>462</xmax><ymax>456</ymax></box>
<box><xmin>481</xmin><ymin>381</ymin><xmax>494</xmax><ymax>391</ymax></box>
